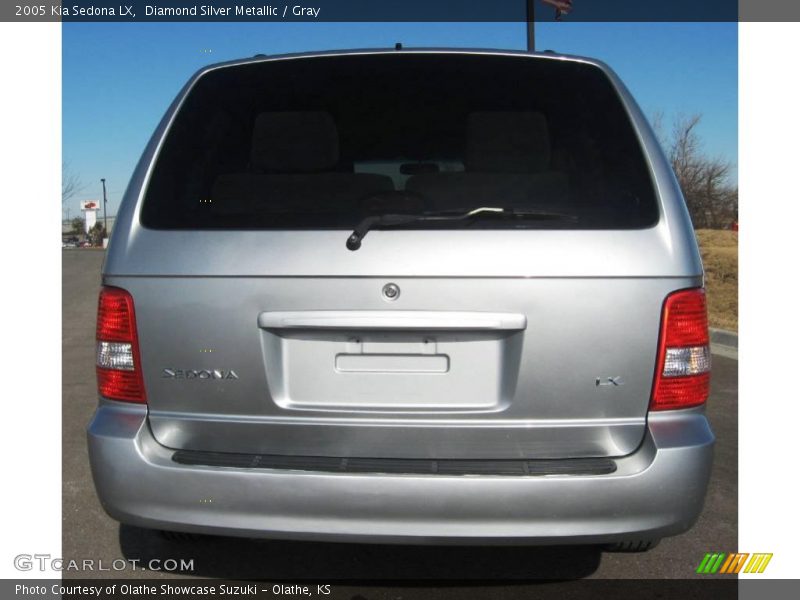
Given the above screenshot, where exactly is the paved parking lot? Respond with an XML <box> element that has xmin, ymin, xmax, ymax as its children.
<box><xmin>63</xmin><ymin>249</ymin><xmax>737</xmax><ymax>586</ymax></box>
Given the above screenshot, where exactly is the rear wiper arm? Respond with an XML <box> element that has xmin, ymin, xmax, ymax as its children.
<box><xmin>346</xmin><ymin>207</ymin><xmax>576</xmax><ymax>251</ymax></box>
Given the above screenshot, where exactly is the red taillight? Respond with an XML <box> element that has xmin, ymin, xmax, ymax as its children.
<box><xmin>650</xmin><ymin>288</ymin><xmax>711</xmax><ymax>411</ymax></box>
<box><xmin>96</xmin><ymin>286</ymin><xmax>146</xmax><ymax>403</ymax></box>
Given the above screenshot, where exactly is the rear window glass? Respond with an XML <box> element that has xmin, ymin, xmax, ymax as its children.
<box><xmin>141</xmin><ymin>53</ymin><xmax>658</xmax><ymax>230</ymax></box>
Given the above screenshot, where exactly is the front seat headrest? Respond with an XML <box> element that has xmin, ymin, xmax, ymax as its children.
<box><xmin>465</xmin><ymin>111</ymin><xmax>551</xmax><ymax>174</ymax></box>
<box><xmin>250</xmin><ymin>111</ymin><xmax>339</xmax><ymax>173</ymax></box>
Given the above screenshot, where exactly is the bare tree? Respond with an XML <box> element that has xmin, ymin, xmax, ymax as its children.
<box><xmin>655</xmin><ymin>113</ymin><xmax>737</xmax><ymax>229</ymax></box>
<box><xmin>62</xmin><ymin>162</ymin><xmax>86</xmax><ymax>205</ymax></box>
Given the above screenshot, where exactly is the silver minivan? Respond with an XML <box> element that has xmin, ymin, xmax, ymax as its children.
<box><xmin>88</xmin><ymin>49</ymin><xmax>713</xmax><ymax>550</ymax></box>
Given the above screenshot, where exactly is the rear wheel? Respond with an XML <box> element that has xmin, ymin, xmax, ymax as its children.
<box><xmin>158</xmin><ymin>530</ymin><xmax>206</xmax><ymax>543</ymax></box>
<box><xmin>604</xmin><ymin>539</ymin><xmax>660</xmax><ymax>552</ymax></box>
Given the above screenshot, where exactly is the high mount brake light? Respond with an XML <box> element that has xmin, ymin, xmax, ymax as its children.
<box><xmin>96</xmin><ymin>286</ymin><xmax>146</xmax><ymax>403</ymax></box>
<box><xmin>650</xmin><ymin>288</ymin><xmax>711</xmax><ymax>411</ymax></box>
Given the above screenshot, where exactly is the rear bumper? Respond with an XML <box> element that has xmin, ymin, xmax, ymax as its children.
<box><xmin>87</xmin><ymin>402</ymin><xmax>714</xmax><ymax>545</ymax></box>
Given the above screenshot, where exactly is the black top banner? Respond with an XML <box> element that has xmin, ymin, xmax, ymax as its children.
<box><xmin>4</xmin><ymin>0</ymin><xmax>757</xmax><ymax>23</ymax></box>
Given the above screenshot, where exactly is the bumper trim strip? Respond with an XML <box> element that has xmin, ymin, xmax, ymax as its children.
<box><xmin>171</xmin><ymin>449</ymin><xmax>617</xmax><ymax>476</ymax></box>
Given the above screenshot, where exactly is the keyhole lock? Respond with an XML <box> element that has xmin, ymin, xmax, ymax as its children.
<box><xmin>382</xmin><ymin>283</ymin><xmax>400</xmax><ymax>301</ymax></box>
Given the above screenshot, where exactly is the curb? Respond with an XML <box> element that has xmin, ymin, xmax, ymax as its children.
<box><xmin>710</xmin><ymin>328</ymin><xmax>738</xmax><ymax>360</ymax></box>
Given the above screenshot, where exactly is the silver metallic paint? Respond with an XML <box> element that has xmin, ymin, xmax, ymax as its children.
<box><xmin>88</xmin><ymin>401</ymin><xmax>713</xmax><ymax>544</ymax></box>
<box><xmin>89</xmin><ymin>49</ymin><xmax>713</xmax><ymax>543</ymax></box>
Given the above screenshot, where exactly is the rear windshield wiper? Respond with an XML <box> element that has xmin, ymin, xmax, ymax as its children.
<box><xmin>346</xmin><ymin>207</ymin><xmax>577</xmax><ymax>251</ymax></box>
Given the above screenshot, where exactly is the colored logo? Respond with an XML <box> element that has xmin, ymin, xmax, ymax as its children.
<box><xmin>697</xmin><ymin>552</ymin><xmax>773</xmax><ymax>574</ymax></box>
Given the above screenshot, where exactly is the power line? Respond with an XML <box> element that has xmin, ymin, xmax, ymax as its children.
<box><xmin>74</xmin><ymin>191</ymin><xmax>123</xmax><ymax>200</ymax></box>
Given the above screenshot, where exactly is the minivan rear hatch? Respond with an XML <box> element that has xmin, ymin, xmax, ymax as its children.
<box><xmin>104</xmin><ymin>51</ymin><xmax>703</xmax><ymax>460</ymax></box>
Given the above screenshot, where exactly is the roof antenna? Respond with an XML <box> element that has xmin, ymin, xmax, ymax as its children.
<box><xmin>395</xmin><ymin>42</ymin><xmax>403</xmax><ymax>51</ymax></box>
<box><xmin>526</xmin><ymin>0</ymin><xmax>535</xmax><ymax>51</ymax></box>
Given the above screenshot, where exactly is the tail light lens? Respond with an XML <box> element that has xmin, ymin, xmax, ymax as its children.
<box><xmin>96</xmin><ymin>286</ymin><xmax>146</xmax><ymax>403</ymax></box>
<box><xmin>650</xmin><ymin>288</ymin><xmax>711</xmax><ymax>410</ymax></box>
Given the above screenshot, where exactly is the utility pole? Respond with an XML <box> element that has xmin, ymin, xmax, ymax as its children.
<box><xmin>101</xmin><ymin>178</ymin><xmax>108</xmax><ymax>234</ymax></box>
<box><xmin>526</xmin><ymin>0</ymin><xmax>535</xmax><ymax>51</ymax></box>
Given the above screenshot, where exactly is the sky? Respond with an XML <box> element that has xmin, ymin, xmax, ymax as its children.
<box><xmin>62</xmin><ymin>21</ymin><xmax>738</xmax><ymax>219</ymax></box>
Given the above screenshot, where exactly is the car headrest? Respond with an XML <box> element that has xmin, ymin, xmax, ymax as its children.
<box><xmin>465</xmin><ymin>111</ymin><xmax>551</xmax><ymax>173</ymax></box>
<box><xmin>250</xmin><ymin>111</ymin><xmax>339</xmax><ymax>173</ymax></box>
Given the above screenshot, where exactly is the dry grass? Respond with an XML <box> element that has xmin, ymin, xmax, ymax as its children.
<box><xmin>695</xmin><ymin>229</ymin><xmax>738</xmax><ymax>331</ymax></box>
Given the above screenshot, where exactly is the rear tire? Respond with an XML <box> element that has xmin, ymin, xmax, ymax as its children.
<box><xmin>158</xmin><ymin>530</ymin><xmax>205</xmax><ymax>543</ymax></box>
<box><xmin>604</xmin><ymin>539</ymin><xmax>660</xmax><ymax>552</ymax></box>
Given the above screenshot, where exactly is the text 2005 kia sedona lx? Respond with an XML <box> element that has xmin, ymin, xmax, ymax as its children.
<box><xmin>88</xmin><ymin>50</ymin><xmax>713</xmax><ymax>550</ymax></box>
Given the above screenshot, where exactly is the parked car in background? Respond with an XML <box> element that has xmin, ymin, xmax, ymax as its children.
<box><xmin>62</xmin><ymin>235</ymin><xmax>79</xmax><ymax>248</ymax></box>
<box><xmin>88</xmin><ymin>49</ymin><xmax>713</xmax><ymax>550</ymax></box>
